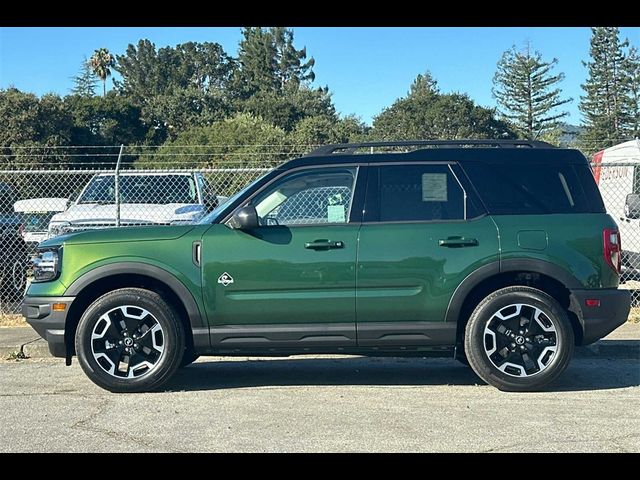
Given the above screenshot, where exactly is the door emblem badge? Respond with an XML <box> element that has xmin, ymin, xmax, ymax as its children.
<box><xmin>217</xmin><ymin>272</ymin><xmax>234</xmax><ymax>286</ymax></box>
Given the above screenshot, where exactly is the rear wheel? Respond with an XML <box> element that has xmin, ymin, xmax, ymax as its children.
<box><xmin>464</xmin><ymin>286</ymin><xmax>574</xmax><ymax>392</ymax></box>
<box><xmin>75</xmin><ymin>288</ymin><xmax>185</xmax><ymax>393</ymax></box>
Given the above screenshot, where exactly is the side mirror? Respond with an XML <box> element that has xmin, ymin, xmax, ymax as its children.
<box><xmin>625</xmin><ymin>194</ymin><xmax>640</xmax><ymax>219</ymax></box>
<box><xmin>228</xmin><ymin>204</ymin><xmax>259</xmax><ymax>230</ymax></box>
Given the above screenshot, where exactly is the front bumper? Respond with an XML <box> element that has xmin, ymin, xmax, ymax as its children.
<box><xmin>569</xmin><ymin>289</ymin><xmax>631</xmax><ymax>345</ymax></box>
<box><xmin>22</xmin><ymin>296</ymin><xmax>75</xmax><ymax>358</ymax></box>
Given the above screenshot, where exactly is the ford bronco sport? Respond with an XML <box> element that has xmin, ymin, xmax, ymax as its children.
<box><xmin>23</xmin><ymin>140</ymin><xmax>631</xmax><ymax>393</ymax></box>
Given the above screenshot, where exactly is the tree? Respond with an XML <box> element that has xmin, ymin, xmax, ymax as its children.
<box><xmin>371</xmin><ymin>72</ymin><xmax>515</xmax><ymax>140</ymax></box>
<box><xmin>624</xmin><ymin>46</ymin><xmax>640</xmax><ymax>138</ymax></box>
<box><xmin>579</xmin><ymin>27</ymin><xmax>632</xmax><ymax>152</ymax></box>
<box><xmin>235</xmin><ymin>27</ymin><xmax>315</xmax><ymax>96</ymax></box>
<box><xmin>493</xmin><ymin>43</ymin><xmax>572</xmax><ymax>140</ymax></box>
<box><xmin>90</xmin><ymin>48</ymin><xmax>116</xmax><ymax>96</ymax></box>
<box><xmin>137</xmin><ymin>113</ymin><xmax>289</xmax><ymax>169</ymax></box>
<box><xmin>70</xmin><ymin>57</ymin><xmax>98</xmax><ymax>97</ymax></box>
<box><xmin>115</xmin><ymin>40</ymin><xmax>236</xmax><ymax>102</ymax></box>
<box><xmin>272</xmin><ymin>27</ymin><xmax>315</xmax><ymax>89</ymax></box>
<box><xmin>288</xmin><ymin>115</ymin><xmax>368</xmax><ymax>150</ymax></box>
<box><xmin>114</xmin><ymin>40</ymin><xmax>236</xmax><ymax>141</ymax></box>
<box><xmin>0</xmin><ymin>88</ymin><xmax>74</xmax><ymax>167</ymax></box>
<box><xmin>240</xmin><ymin>83</ymin><xmax>336</xmax><ymax>131</ymax></box>
<box><xmin>230</xmin><ymin>28</ymin><xmax>333</xmax><ymax>131</ymax></box>
<box><xmin>65</xmin><ymin>93</ymin><xmax>149</xmax><ymax>149</ymax></box>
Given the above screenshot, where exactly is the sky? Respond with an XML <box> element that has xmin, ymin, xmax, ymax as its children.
<box><xmin>1</xmin><ymin>27</ymin><xmax>638</xmax><ymax>126</ymax></box>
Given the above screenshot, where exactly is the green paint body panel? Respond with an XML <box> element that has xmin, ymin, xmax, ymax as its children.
<box><xmin>356</xmin><ymin>216</ymin><xmax>500</xmax><ymax>325</ymax></box>
<box><xmin>27</xmin><ymin>213</ymin><xmax>618</xmax><ymax>330</ymax></box>
<box><xmin>201</xmin><ymin>223</ymin><xmax>359</xmax><ymax>329</ymax></box>
<box><xmin>31</xmin><ymin>225</ymin><xmax>211</xmax><ymax>321</ymax></box>
<box><xmin>493</xmin><ymin>214</ymin><xmax>620</xmax><ymax>289</ymax></box>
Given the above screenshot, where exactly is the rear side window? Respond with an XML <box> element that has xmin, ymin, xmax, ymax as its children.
<box><xmin>463</xmin><ymin>162</ymin><xmax>598</xmax><ymax>214</ymax></box>
<box><xmin>365</xmin><ymin>164</ymin><xmax>481</xmax><ymax>222</ymax></box>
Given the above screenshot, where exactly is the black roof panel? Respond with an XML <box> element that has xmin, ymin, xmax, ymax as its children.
<box><xmin>281</xmin><ymin>142</ymin><xmax>588</xmax><ymax>170</ymax></box>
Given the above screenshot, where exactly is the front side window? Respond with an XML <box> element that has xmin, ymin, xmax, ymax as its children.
<box><xmin>370</xmin><ymin>164</ymin><xmax>472</xmax><ymax>222</ymax></box>
<box><xmin>248</xmin><ymin>167</ymin><xmax>357</xmax><ymax>226</ymax></box>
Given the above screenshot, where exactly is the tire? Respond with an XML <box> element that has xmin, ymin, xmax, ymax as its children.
<box><xmin>75</xmin><ymin>288</ymin><xmax>185</xmax><ymax>393</ymax></box>
<box><xmin>0</xmin><ymin>253</ymin><xmax>28</xmax><ymax>302</ymax></box>
<box><xmin>464</xmin><ymin>286</ymin><xmax>574</xmax><ymax>392</ymax></box>
<box><xmin>180</xmin><ymin>351</ymin><xmax>200</xmax><ymax>368</ymax></box>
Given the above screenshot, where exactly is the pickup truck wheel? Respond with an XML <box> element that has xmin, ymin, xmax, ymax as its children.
<box><xmin>464</xmin><ymin>286</ymin><xmax>574</xmax><ymax>392</ymax></box>
<box><xmin>1</xmin><ymin>255</ymin><xmax>27</xmax><ymax>301</ymax></box>
<box><xmin>75</xmin><ymin>288</ymin><xmax>185</xmax><ymax>393</ymax></box>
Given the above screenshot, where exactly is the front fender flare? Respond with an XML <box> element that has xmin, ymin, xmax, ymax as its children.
<box><xmin>64</xmin><ymin>262</ymin><xmax>205</xmax><ymax>330</ymax></box>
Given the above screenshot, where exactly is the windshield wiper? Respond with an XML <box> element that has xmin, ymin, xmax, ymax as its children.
<box><xmin>78</xmin><ymin>200</ymin><xmax>114</xmax><ymax>205</ymax></box>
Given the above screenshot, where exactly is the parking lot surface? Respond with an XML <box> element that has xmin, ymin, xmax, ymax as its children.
<box><xmin>1</xmin><ymin>352</ymin><xmax>638</xmax><ymax>452</ymax></box>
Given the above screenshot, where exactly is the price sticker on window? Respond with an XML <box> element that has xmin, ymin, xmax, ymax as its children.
<box><xmin>421</xmin><ymin>173</ymin><xmax>448</xmax><ymax>202</ymax></box>
<box><xmin>327</xmin><ymin>205</ymin><xmax>346</xmax><ymax>222</ymax></box>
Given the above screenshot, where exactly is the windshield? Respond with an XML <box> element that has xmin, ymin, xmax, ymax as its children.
<box><xmin>198</xmin><ymin>173</ymin><xmax>270</xmax><ymax>224</ymax></box>
<box><xmin>79</xmin><ymin>175</ymin><xmax>198</xmax><ymax>205</ymax></box>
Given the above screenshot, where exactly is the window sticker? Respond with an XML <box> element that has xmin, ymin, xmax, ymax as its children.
<box><xmin>328</xmin><ymin>205</ymin><xmax>346</xmax><ymax>222</ymax></box>
<box><xmin>421</xmin><ymin>173</ymin><xmax>448</xmax><ymax>202</ymax></box>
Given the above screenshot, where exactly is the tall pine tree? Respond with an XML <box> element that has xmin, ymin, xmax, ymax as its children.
<box><xmin>70</xmin><ymin>57</ymin><xmax>98</xmax><ymax>97</ymax></box>
<box><xmin>492</xmin><ymin>43</ymin><xmax>571</xmax><ymax>140</ymax></box>
<box><xmin>579</xmin><ymin>27</ymin><xmax>631</xmax><ymax>151</ymax></box>
<box><xmin>235</xmin><ymin>27</ymin><xmax>315</xmax><ymax>96</ymax></box>
<box><xmin>624</xmin><ymin>46</ymin><xmax>640</xmax><ymax>138</ymax></box>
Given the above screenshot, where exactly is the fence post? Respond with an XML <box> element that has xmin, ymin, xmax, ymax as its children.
<box><xmin>114</xmin><ymin>144</ymin><xmax>124</xmax><ymax>228</ymax></box>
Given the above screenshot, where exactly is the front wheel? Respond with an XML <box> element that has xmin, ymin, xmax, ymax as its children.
<box><xmin>75</xmin><ymin>288</ymin><xmax>185</xmax><ymax>393</ymax></box>
<box><xmin>464</xmin><ymin>286</ymin><xmax>574</xmax><ymax>392</ymax></box>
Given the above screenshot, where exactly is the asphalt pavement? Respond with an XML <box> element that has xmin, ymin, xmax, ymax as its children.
<box><xmin>1</xmin><ymin>324</ymin><xmax>638</xmax><ymax>452</ymax></box>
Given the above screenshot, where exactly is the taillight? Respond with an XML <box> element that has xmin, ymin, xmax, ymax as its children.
<box><xmin>18</xmin><ymin>223</ymin><xmax>25</xmax><ymax>238</ymax></box>
<box><xmin>603</xmin><ymin>228</ymin><xmax>621</xmax><ymax>274</ymax></box>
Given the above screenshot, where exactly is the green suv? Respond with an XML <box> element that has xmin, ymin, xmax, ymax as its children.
<box><xmin>23</xmin><ymin>140</ymin><xmax>631</xmax><ymax>393</ymax></box>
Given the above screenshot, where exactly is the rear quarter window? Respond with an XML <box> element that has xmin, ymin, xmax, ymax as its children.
<box><xmin>463</xmin><ymin>162</ymin><xmax>599</xmax><ymax>214</ymax></box>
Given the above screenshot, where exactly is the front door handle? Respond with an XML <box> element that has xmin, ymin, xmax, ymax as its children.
<box><xmin>304</xmin><ymin>239</ymin><xmax>345</xmax><ymax>250</ymax></box>
<box><xmin>438</xmin><ymin>237</ymin><xmax>479</xmax><ymax>248</ymax></box>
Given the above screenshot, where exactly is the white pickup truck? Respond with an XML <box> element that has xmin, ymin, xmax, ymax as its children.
<box><xmin>48</xmin><ymin>172</ymin><xmax>219</xmax><ymax>238</ymax></box>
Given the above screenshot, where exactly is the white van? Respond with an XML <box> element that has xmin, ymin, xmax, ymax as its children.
<box><xmin>593</xmin><ymin>139</ymin><xmax>640</xmax><ymax>275</ymax></box>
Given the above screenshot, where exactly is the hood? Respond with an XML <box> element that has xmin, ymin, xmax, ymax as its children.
<box><xmin>50</xmin><ymin>203</ymin><xmax>205</xmax><ymax>224</ymax></box>
<box><xmin>39</xmin><ymin>224</ymin><xmax>197</xmax><ymax>247</ymax></box>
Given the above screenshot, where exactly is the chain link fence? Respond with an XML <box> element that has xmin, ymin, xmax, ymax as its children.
<box><xmin>1</xmin><ymin>147</ymin><xmax>639</xmax><ymax>319</ymax></box>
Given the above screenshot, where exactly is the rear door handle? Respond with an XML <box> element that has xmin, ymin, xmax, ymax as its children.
<box><xmin>438</xmin><ymin>237</ymin><xmax>479</xmax><ymax>248</ymax></box>
<box><xmin>304</xmin><ymin>239</ymin><xmax>345</xmax><ymax>250</ymax></box>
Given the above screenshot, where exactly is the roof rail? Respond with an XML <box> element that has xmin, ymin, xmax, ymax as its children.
<box><xmin>304</xmin><ymin>140</ymin><xmax>556</xmax><ymax>157</ymax></box>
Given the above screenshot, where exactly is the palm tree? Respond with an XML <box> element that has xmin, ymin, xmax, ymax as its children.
<box><xmin>90</xmin><ymin>48</ymin><xmax>116</xmax><ymax>96</ymax></box>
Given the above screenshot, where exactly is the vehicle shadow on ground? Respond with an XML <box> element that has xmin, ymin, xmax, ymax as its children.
<box><xmin>164</xmin><ymin>351</ymin><xmax>640</xmax><ymax>393</ymax></box>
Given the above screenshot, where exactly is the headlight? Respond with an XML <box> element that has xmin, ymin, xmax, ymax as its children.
<box><xmin>48</xmin><ymin>221</ymin><xmax>70</xmax><ymax>238</ymax></box>
<box><xmin>32</xmin><ymin>249</ymin><xmax>61</xmax><ymax>282</ymax></box>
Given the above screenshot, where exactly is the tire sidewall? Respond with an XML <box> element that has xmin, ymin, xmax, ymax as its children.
<box><xmin>75</xmin><ymin>289</ymin><xmax>184</xmax><ymax>393</ymax></box>
<box><xmin>465</xmin><ymin>288</ymin><xmax>574</xmax><ymax>392</ymax></box>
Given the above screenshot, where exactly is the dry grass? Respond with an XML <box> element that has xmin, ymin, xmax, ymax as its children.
<box><xmin>0</xmin><ymin>315</ymin><xmax>27</xmax><ymax>328</ymax></box>
<box><xmin>628</xmin><ymin>307</ymin><xmax>640</xmax><ymax>324</ymax></box>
